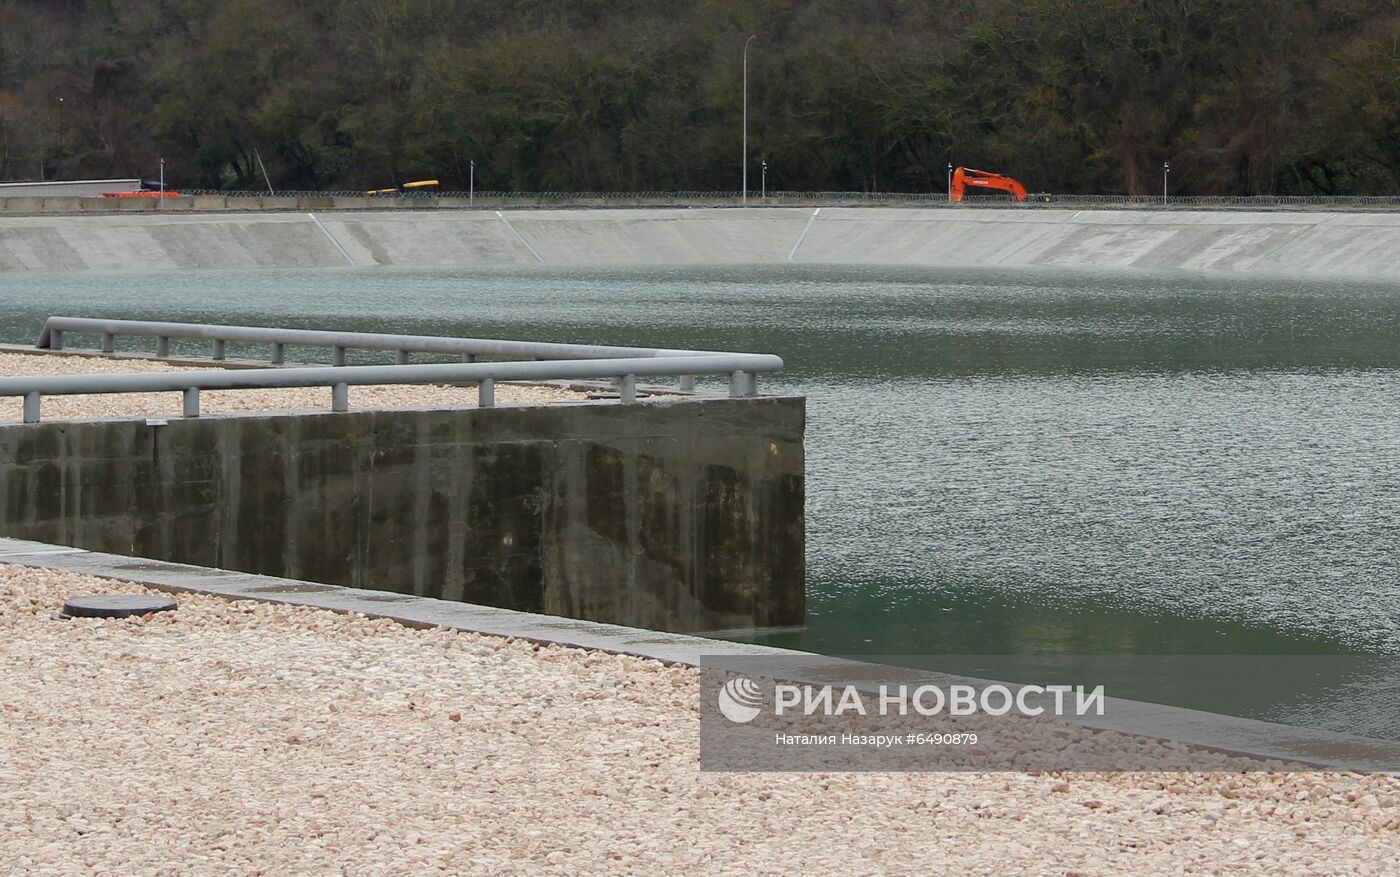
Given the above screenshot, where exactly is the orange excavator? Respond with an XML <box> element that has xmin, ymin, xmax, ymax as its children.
<box><xmin>949</xmin><ymin>167</ymin><xmax>1028</xmax><ymax>202</ymax></box>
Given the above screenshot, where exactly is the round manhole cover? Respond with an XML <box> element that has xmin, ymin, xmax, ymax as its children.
<box><xmin>62</xmin><ymin>595</ymin><xmax>177</xmax><ymax>619</ymax></box>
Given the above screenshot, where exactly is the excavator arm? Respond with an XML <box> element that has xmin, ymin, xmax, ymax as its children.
<box><xmin>950</xmin><ymin>167</ymin><xmax>1028</xmax><ymax>202</ymax></box>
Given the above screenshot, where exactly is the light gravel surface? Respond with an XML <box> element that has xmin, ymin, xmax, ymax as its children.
<box><xmin>0</xmin><ymin>351</ymin><xmax>586</xmax><ymax>422</ymax></box>
<box><xmin>1</xmin><ymin>565</ymin><xmax>1397</xmax><ymax>876</ymax></box>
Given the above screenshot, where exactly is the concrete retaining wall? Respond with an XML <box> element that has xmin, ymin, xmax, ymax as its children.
<box><xmin>0</xmin><ymin>397</ymin><xmax>806</xmax><ymax>633</ymax></box>
<box><xmin>1</xmin><ymin>206</ymin><xmax>1398</xmax><ymax>278</ymax></box>
<box><xmin>0</xmin><ymin>179</ymin><xmax>143</xmax><ymax>198</ymax></box>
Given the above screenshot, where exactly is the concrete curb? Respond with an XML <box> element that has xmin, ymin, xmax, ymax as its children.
<box><xmin>0</xmin><ymin>536</ymin><xmax>796</xmax><ymax>665</ymax></box>
<box><xmin>2</xmin><ymin>536</ymin><xmax>1396</xmax><ymax>772</ymax></box>
<box><xmin>4</xmin><ymin>198</ymin><xmax>1400</xmax><ymax>217</ymax></box>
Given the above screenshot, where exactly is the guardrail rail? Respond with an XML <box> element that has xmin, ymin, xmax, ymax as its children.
<box><xmin>2</xmin><ymin>318</ymin><xmax>783</xmax><ymax>424</ymax></box>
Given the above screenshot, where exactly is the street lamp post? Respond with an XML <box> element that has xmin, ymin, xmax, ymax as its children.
<box><xmin>761</xmin><ymin>160</ymin><xmax>767</xmax><ymax>199</ymax></box>
<box><xmin>469</xmin><ymin>160</ymin><xmax>475</xmax><ymax>206</ymax></box>
<box><xmin>1163</xmin><ymin>162</ymin><xmax>1170</xmax><ymax>206</ymax></box>
<box><xmin>947</xmin><ymin>162</ymin><xmax>953</xmax><ymax>202</ymax></box>
<box><xmin>158</xmin><ymin>157</ymin><xmax>165</xmax><ymax>211</ymax></box>
<box><xmin>742</xmin><ymin>34</ymin><xmax>757</xmax><ymax>205</ymax></box>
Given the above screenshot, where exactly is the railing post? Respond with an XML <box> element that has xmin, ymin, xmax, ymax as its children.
<box><xmin>101</xmin><ymin>332</ymin><xmax>114</xmax><ymax>354</ymax></box>
<box><xmin>679</xmin><ymin>374</ymin><xmax>696</xmax><ymax>392</ymax></box>
<box><xmin>182</xmin><ymin>387</ymin><xmax>200</xmax><ymax>418</ymax></box>
<box><xmin>729</xmin><ymin>370</ymin><xmax>757</xmax><ymax>397</ymax></box>
<box><xmin>619</xmin><ymin>374</ymin><xmax>637</xmax><ymax>403</ymax></box>
<box><xmin>212</xmin><ymin>339</ymin><xmax>226</xmax><ymax>360</ymax></box>
<box><xmin>156</xmin><ymin>336</ymin><xmax>170</xmax><ymax>358</ymax></box>
<box><xmin>395</xmin><ymin>350</ymin><xmax>409</xmax><ymax>365</ymax></box>
<box><xmin>478</xmin><ymin>378</ymin><xmax>495</xmax><ymax>408</ymax></box>
<box><xmin>331</xmin><ymin>383</ymin><xmax>349</xmax><ymax>412</ymax></box>
<box><xmin>22</xmin><ymin>392</ymin><xmax>41</xmax><ymax>423</ymax></box>
<box><xmin>462</xmin><ymin>353</ymin><xmax>476</xmax><ymax>363</ymax></box>
<box><xmin>332</xmin><ymin>346</ymin><xmax>346</xmax><ymax>367</ymax></box>
<box><xmin>50</xmin><ymin>330</ymin><xmax>63</xmax><ymax>351</ymax></box>
<box><xmin>270</xmin><ymin>342</ymin><xmax>285</xmax><ymax>364</ymax></box>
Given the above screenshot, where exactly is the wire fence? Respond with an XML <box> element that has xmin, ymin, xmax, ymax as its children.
<box><xmin>186</xmin><ymin>189</ymin><xmax>762</xmax><ymax>199</ymax></box>
<box><xmin>179</xmin><ymin>188</ymin><xmax>1400</xmax><ymax>208</ymax></box>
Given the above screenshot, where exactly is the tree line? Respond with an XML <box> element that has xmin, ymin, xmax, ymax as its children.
<box><xmin>1</xmin><ymin>0</ymin><xmax>1396</xmax><ymax>195</ymax></box>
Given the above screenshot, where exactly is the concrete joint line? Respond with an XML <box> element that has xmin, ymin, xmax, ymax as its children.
<box><xmin>307</xmin><ymin>213</ymin><xmax>356</xmax><ymax>265</ymax></box>
<box><xmin>788</xmin><ymin>207</ymin><xmax>820</xmax><ymax>262</ymax></box>
<box><xmin>1239</xmin><ymin>214</ymin><xmax>1335</xmax><ymax>272</ymax></box>
<box><xmin>496</xmin><ymin>211</ymin><xmax>545</xmax><ymax>263</ymax></box>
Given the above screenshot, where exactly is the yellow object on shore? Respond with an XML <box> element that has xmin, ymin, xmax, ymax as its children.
<box><xmin>366</xmin><ymin>180</ymin><xmax>438</xmax><ymax>195</ymax></box>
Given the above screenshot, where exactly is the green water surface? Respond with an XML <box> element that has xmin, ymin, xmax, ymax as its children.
<box><xmin>4</xmin><ymin>264</ymin><xmax>1398</xmax><ymax>657</ymax></box>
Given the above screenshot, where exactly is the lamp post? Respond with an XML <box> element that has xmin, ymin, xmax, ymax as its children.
<box><xmin>761</xmin><ymin>159</ymin><xmax>767</xmax><ymax>199</ymax></box>
<box><xmin>1163</xmin><ymin>162</ymin><xmax>1170</xmax><ymax>206</ymax></box>
<box><xmin>947</xmin><ymin>162</ymin><xmax>953</xmax><ymax>202</ymax></box>
<box><xmin>742</xmin><ymin>33</ymin><xmax>757</xmax><ymax>205</ymax></box>
<box><xmin>469</xmin><ymin>160</ymin><xmax>475</xmax><ymax>206</ymax></box>
<box><xmin>158</xmin><ymin>157</ymin><xmax>165</xmax><ymax>211</ymax></box>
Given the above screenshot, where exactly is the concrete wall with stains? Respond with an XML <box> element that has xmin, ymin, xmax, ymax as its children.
<box><xmin>0</xmin><ymin>397</ymin><xmax>805</xmax><ymax>633</ymax></box>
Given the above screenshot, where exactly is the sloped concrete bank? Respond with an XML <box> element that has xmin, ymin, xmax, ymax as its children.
<box><xmin>1</xmin><ymin>206</ymin><xmax>1397</xmax><ymax>279</ymax></box>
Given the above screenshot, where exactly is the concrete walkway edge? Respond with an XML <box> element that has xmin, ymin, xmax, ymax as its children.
<box><xmin>0</xmin><ymin>536</ymin><xmax>795</xmax><ymax>665</ymax></box>
<box><xmin>1</xmin><ymin>535</ymin><xmax>1395</xmax><ymax>772</ymax></box>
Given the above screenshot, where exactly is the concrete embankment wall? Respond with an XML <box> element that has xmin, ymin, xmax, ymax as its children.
<box><xmin>1</xmin><ymin>206</ymin><xmax>1398</xmax><ymax>279</ymax></box>
<box><xmin>0</xmin><ymin>397</ymin><xmax>805</xmax><ymax>634</ymax></box>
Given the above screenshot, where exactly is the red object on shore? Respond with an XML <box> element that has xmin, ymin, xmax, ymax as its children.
<box><xmin>99</xmin><ymin>191</ymin><xmax>182</xmax><ymax>198</ymax></box>
<box><xmin>949</xmin><ymin>167</ymin><xmax>1028</xmax><ymax>202</ymax></box>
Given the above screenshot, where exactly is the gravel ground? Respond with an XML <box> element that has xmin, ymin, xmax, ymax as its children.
<box><xmin>0</xmin><ymin>351</ymin><xmax>586</xmax><ymax>422</ymax></box>
<box><xmin>2</xmin><ymin>565</ymin><xmax>1397</xmax><ymax>876</ymax></box>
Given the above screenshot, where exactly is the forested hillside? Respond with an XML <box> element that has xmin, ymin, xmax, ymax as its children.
<box><xmin>1</xmin><ymin>0</ymin><xmax>1397</xmax><ymax>195</ymax></box>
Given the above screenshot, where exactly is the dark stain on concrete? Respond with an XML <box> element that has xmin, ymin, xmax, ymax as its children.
<box><xmin>0</xmin><ymin>397</ymin><xmax>805</xmax><ymax>633</ymax></box>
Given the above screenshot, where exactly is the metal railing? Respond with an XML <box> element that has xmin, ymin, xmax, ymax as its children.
<box><xmin>34</xmin><ymin>318</ymin><xmax>723</xmax><ymax>365</ymax></box>
<box><xmin>6</xmin><ymin>318</ymin><xmax>783</xmax><ymax>424</ymax></box>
